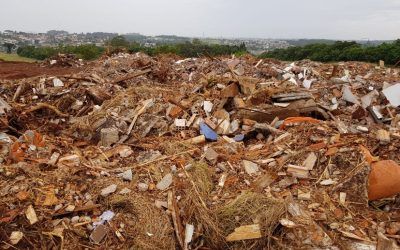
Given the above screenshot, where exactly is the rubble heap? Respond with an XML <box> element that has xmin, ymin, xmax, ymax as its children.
<box><xmin>0</xmin><ymin>52</ymin><xmax>400</xmax><ymax>249</ymax></box>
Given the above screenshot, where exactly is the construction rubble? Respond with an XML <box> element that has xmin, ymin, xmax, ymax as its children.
<box><xmin>1</xmin><ymin>53</ymin><xmax>400</xmax><ymax>249</ymax></box>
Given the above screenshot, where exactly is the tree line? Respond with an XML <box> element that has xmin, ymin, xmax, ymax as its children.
<box><xmin>260</xmin><ymin>40</ymin><xmax>400</xmax><ymax>65</ymax></box>
<box><xmin>17</xmin><ymin>44</ymin><xmax>105</xmax><ymax>60</ymax></box>
<box><xmin>16</xmin><ymin>36</ymin><xmax>247</xmax><ymax>60</ymax></box>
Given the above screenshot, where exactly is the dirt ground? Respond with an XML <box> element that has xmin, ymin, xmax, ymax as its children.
<box><xmin>0</xmin><ymin>61</ymin><xmax>82</xmax><ymax>80</ymax></box>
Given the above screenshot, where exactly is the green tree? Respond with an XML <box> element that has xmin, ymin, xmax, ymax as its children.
<box><xmin>108</xmin><ymin>36</ymin><xmax>130</xmax><ymax>48</ymax></box>
<box><xmin>3</xmin><ymin>42</ymin><xmax>15</xmax><ymax>54</ymax></box>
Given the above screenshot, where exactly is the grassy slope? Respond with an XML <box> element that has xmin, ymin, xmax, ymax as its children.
<box><xmin>0</xmin><ymin>52</ymin><xmax>37</xmax><ymax>63</ymax></box>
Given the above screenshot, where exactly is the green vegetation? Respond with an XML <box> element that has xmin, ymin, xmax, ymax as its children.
<box><xmin>107</xmin><ymin>35</ymin><xmax>130</xmax><ymax>48</ymax></box>
<box><xmin>2</xmin><ymin>43</ymin><xmax>16</xmax><ymax>54</ymax></box>
<box><xmin>17</xmin><ymin>36</ymin><xmax>247</xmax><ymax>61</ymax></box>
<box><xmin>260</xmin><ymin>40</ymin><xmax>400</xmax><ymax>65</ymax></box>
<box><xmin>0</xmin><ymin>52</ymin><xmax>37</xmax><ymax>63</ymax></box>
<box><xmin>128</xmin><ymin>38</ymin><xmax>247</xmax><ymax>57</ymax></box>
<box><xmin>17</xmin><ymin>44</ymin><xmax>105</xmax><ymax>60</ymax></box>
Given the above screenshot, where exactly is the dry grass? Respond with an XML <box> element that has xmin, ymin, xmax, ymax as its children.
<box><xmin>181</xmin><ymin>161</ymin><xmax>287</xmax><ymax>249</ymax></box>
<box><xmin>108</xmin><ymin>194</ymin><xmax>175</xmax><ymax>249</ymax></box>
<box><xmin>214</xmin><ymin>192</ymin><xmax>286</xmax><ymax>249</ymax></box>
<box><xmin>0</xmin><ymin>52</ymin><xmax>37</xmax><ymax>63</ymax></box>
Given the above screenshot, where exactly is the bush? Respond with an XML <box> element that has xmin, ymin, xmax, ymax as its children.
<box><xmin>128</xmin><ymin>41</ymin><xmax>247</xmax><ymax>58</ymax></box>
<box><xmin>260</xmin><ymin>40</ymin><xmax>400</xmax><ymax>65</ymax></box>
<box><xmin>17</xmin><ymin>40</ymin><xmax>248</xmax><ymax>61</ymax></box>
<box><xmin>17</xmin><ymin>45</ymin><xmax>104</xmax><ymax>60</ymax></box>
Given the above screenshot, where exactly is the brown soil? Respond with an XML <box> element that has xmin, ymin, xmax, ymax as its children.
<box><xmin>0</xmin><ymin>61</ymin><xmax>83</xmax><ymax>80</ymax></box>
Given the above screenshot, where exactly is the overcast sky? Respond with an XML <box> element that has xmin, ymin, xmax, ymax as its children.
<box><xmin>1</xmin><ymin>0</ymin><xmax>400</xmax><ymax>40</ymax></box>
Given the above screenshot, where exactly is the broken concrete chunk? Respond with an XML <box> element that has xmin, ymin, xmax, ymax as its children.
<box><xmin>376</xmin><ymin>129</ymin><xmax>390</xmax><ymax>145</ymax></box>
<box><xmin>119</xmin><ymin>188</ymin><xmax>132</xmax><ymax>195</ymax></box>
<box><xmin>53</xmin><ymin>78</ymin><xmax>64</xmax><ymax>87</ymax></box>
<box><xmin>137</xmin><ymin>183</ymin><xmax>149</xmax><ymax>192</ymax></box>
<box><xmin>361</xmin><ymin>90</ymin><xmax>379</xmax><ymax>108</ymax></box>
<box><xmin>243</xmin><ymin>160</ymin><xmax>259</xmax><ymax>175</ymax></box>
<box><xmin>174</xmin><ymin>118</ymin><xmax>186</xmax><ymax>128</ymax></box>
<box><xmin>117</xmin><ymin>169</ymin><xmax>133</xmax><ymax>181</ymax></box>
<box><xmin>100</xmin><ymin>128</ymin><xmax>119</xmax><ymax>147</ymax></box>
<box><xmin>216</xmin><ymin>119</ymin><xmax>231</xmax><ymax>135</ymax></box>
<box><xmin>302</xmin><ymin>79</ymin><xmax>314</xmax><ymax>89</ymax></box>
<box><xmin>342</xmin><ymin>85</ymin><xmax>360</xmax><ymax>105</ymax></box>
<box><xmin>226</xmin><ymin>224</ymin><xmax>262</xmax><ymax>242</ymax></box>
<box><xmin>204</xmin><ymin>147</ymin><xmax>218</xmax><ymax>164</ymax></box>
<box><xmin>156</xmin><ymin>173</ymin><xmax>173</xmax><ymax>190</ymax></box>
<box><xmin>203</xmin><ymin>101</ymin><xmax>213</xmax><ymax>113</ymax></box>
<box><xmin>101</xmin><ymin>184</ymin><xmax>117</xmax><ymax>197</ymax></box>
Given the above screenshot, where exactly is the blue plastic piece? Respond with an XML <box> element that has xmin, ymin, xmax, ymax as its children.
<box><xmin>233</xmin><ymin>134</ymin><xmax>245</xmax><ymax>142</ymax></box>
<box><xmin>200</xmin><ymin>122</ymin><xmax>218</xmax><ymax>141</ymax></box>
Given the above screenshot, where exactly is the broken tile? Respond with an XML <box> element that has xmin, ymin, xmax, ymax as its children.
<box><xmin>382</xmin><ymin>83</ymin><xmax>400</xmax><ymax>107</ymax></box>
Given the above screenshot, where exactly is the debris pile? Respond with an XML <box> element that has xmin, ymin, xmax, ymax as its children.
<box><xmin>0</xmin><ymin>53</ymin><xmax>400</xmax><ymax>249</ymax></box>
<box><xmin>41</xmin><ymin>53</ymin><xmax>85</xmax><ymax>68</ymax></box>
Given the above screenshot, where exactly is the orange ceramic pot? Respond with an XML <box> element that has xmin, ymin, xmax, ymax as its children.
<box><xmin>368</xmin><ymin>160</ymin><xmax>400</xmax><ymax>201</ymax></box>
